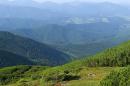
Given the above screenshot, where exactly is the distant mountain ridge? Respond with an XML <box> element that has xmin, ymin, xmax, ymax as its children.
<box><xmin>10</xmin><ymin>18</ymin><xmax>129</xmax><ymax>57</ymax></box>
<box><xmin>0</xmin><ymin>2</ymin><xmax>129</xmax><ymax>25</ymax></box>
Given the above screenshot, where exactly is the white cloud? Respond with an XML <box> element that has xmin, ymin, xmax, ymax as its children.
<box><xmin>8</xmin><ymin>0</ymin><xmax>15</xmax><ymax>1</ymax></box>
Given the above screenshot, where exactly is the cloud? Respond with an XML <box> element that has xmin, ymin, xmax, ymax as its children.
<box><xmin>33</xmin><ymin>0</ymin><xmax>74</xmax><ymax>3</ymax></box>
<box><xmin>33</xmin><ymin>0</ymin><xmax>130</xmax><ymax>4</ymax></box>
<box><xmin>8</xmin><ymin>0</ymin><xmax>15</xmax><ymax>1</ymax></box>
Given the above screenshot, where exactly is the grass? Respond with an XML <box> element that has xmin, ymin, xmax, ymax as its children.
<box><xmin>66</xmin><ymin>67</ymin><xmax>122</xmax><ymax>86</ymax></box>
<box><xmin>0</xmin><ymin>66</ymin><xmax>123</xmax><ymax>86</ymax></box>
<box><xmin>68</xmin><ymin>80</ymin><xmax>99</xmax><ymax>86</ymax></box>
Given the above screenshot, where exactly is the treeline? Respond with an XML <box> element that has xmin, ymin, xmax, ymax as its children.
<box><xmin>83</xmin><ymin>41</ymin><xmax>130</xmax><ymax>67</ymax></box>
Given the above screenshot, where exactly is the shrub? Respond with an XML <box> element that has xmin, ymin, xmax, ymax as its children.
<box><xmin>100</xmin><ymin>67</ymin><xmax>130</xmax><ymax>86</ymax></box>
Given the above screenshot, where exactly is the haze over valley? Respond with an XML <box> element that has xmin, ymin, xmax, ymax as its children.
<box><xmin>0</xmin><ymin>0</ymin><xmax>130</xmax><ymax>57</ymax></box>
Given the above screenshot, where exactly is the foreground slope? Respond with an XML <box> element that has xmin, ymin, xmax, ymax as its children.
<box><xmin>0</xmin><ymin>31</ymin><xmax>70</xmax><ymax>66</ymax></box>
<box><xmin>0</xmin><ymin>66</ymin><xmax>121</xmax><ymax>86</ymax></box>
<box><xmin>41</xmin><ymin>40</ymin><xmax>130</xmax><ymax>85</ymax></box>
<box><xmin>0</xmin><ymin>65</ymin><xmax>49</xmax><ymax>85</ymax></box>
<box><xmin>100</xmin><ymin>66</ymin><xmax>130</xmax><ymax>86</ymax></box>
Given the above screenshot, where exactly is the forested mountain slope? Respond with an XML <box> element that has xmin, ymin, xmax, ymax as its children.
<box><xmin>0</xmin><ymin>31</ymin><xmax>71</xmax><ymax>66</ymax></box>
<box><xmin>84</xmin><ymin>40</ymin><xmax>130</xmax><ymax>67</ymax></box>
<box><xmin>0</xmin><ymin>50</ymin><xmax>33</xmax><ymax>67</ymax></box>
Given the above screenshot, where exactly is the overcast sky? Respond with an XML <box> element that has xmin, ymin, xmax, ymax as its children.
<box><xmin>33</xmin><ymin>0</ymin><xmax>130</xmax><ymax>4</ymax></box>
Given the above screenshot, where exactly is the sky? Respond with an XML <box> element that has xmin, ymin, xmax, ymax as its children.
<box><xmin>33</xmin><ymin>0</ymin><xmax>130</xmax><ymax>4</ymax></box>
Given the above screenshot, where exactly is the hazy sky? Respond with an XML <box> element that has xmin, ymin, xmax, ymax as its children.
<box><xmin>33</xmin><ymin>0</ymin><xmax>130</xmax><ymax>4</ymax></box>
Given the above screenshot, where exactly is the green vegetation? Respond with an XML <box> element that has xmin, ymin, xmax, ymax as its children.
<box><xmin>0</xmin><ymin>50</ymin><xmax>33</xmax><ymax>67</ymax></box>
<box><xmin>0</xmin><ymin>65</ymin><xmax>49</xmax><ymax>85</ymax></box>
<box><xmin>67</xmin><ymin>67</ymin><xmax>121</xmax><ymax>86</ymax></box>
<box><xmin>0</xmin><ymin>66</ymin><xmax>31</xmax><ymax>85</ymax></box>
<box><xmin>1</xmin><ymin>2</ymin><xmax>130</xmax><ymax>86</ymax></box>
<box><xmin>84</xmin><ymin>41</ymin><xmax>130</xmax><ymax>67</ymax></box>
<box><xmin>100</xmin><ymin>66</ymin><xmax>130</xmax><ymax>86</ymax></box>
<box><xmin>0</xmin><ymin>31</ymin><xmax>71</xmax><ymax>66</ymax></box>
<box><xmin>1</xmin><ymin>39</ymin><xmax>130</xmax><ymax>86</ymax></box>
<box><xmin>0</xmin><ymin>65</ymin><xmax>121</xmax><ymax>86</ymax></box>
<box><xmin>41</xmin><ymin>40</ymin><xmax>130</xmax><ymax>85</ymax></box>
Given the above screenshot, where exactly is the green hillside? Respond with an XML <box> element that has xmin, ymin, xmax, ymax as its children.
<box><xmin>0</xmin><ymin>50</ymin><xmax>33</xmax><ymax>67</ymax></box>
<box><xmin>100</xmin><ymin>66</ymin><xmax>130</xmax><ymax>86</ymax></box>
<box><xmin>1</xmin><ymin>40</ymin><xmax>130</xmax><ymax>86</ymax></box>
<box><xmin>0</xmin><ymin>31</ymin><xmax>71</xmax><ymax>66</ymax></box>
<box><xmin>0</xmin><ymin>65</ymin><xmax>49</xmax><ymax>85</ymax></box>
<box><xmin>84</xmin><ymin>40</ymin><xmax>130</xmax><ymax>67</ymax></box>
<box><xmin>0</xmin><ymin>66</ymin><xmax>121</xmax><ymax>86</ymax></box>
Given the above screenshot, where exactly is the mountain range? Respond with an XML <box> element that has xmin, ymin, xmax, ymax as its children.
<box><xmin>9</xmin><ymin>17</ymin><xmax>130</xmax><ymax>57</ymax></box>
<box><xmin>0</xmin><ymin>1</ymin><xmax>130</xmax><ymax>25</ymax></box>
<box><xmin>0</xmin><ymin>1</ymin><xmax>130</xmax><ymax>62</ymax></box>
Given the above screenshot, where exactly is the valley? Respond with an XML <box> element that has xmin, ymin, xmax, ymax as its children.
<box><xmin>8</xmin><ymin>18</ymin><xmax>130</xmax><ymax>58</ymax></box>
